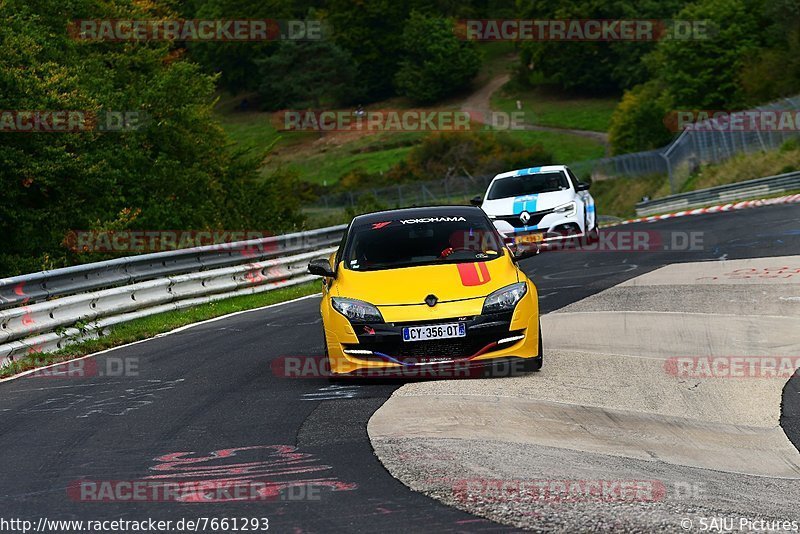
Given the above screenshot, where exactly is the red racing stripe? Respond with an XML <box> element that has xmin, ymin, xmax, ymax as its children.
<box><xmin>457</xmin><ymin>262</ymin><xmax>491</xmax><ymax>286</ymax></box>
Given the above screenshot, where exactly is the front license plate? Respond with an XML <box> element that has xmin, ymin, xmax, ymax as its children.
<box><xmin>402</xmin><ymin>323</ymin><xmax>466</xmax><ymax>342</ymax></box>
<box><xmin>515</xmin><ymin>233</ymin><xmax>544</xmax><ymax>245</ymax></box>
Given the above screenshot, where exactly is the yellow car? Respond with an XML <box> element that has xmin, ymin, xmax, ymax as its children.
<box><xmin>307</xmin><ymin>206</ymin><xmax>542</xmax><ymax>378</ymax></box>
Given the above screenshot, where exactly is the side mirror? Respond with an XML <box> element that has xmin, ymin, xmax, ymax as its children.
<box><xmin>308</xmin><ymin>258</ymin><xmax>335</xmax><ymax>278</ymax></box>
<box><xmin>504</xmin><ymin>236</ymin><xmax>540</xmax><ymax>261</ymax></box>
<box><xmin>505</xmin><ymin>241</ymin><xmax>520</xmax><ymax>262</ymax></box>
<box><xmin>577</xmin><ymin>182</ymin><xmax>591</xmax><ymax>191</ymax></box>
<box><xmin>470</xmin><ymin>195</ymin><xmax>483</xmax><ymax>207</ymax></box>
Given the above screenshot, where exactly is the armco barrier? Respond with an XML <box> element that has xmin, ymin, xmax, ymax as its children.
<box><xmin>0</xmin><ymin>225</ymin><xmax>346</xmax><ymax>367</ymax></box>
<box><xmin>0</xmin><ymin>225</ymin><xmax>345</xmax><ymax>310</ymax></box>
<box><xmin>635</xmin><ymin>171</ymin><xmax>800</xmax><ymax>216</ymax></box>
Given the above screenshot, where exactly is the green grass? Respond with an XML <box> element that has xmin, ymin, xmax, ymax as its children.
<box><xmin>589</xmin><ymin>174</ymin><xmax>670</xmax><ymax>218</ymax></box>
<box><xmin>289</xmin><ymin>145</ymin><xmax>415</xmax><ymax>185</ymax></box>
<box><xmin>0</xmin><ymin>282</ymin><xmax>320</xmax><ymax>379</ymax></box>
<box><xmin>271</xmin><ymin>131</ymin><xmax>426</xmax><ymax>184</ymax></box>
<box><xmin>510</xmin><ymin>130</ymin><xmax>607</xmax><ymax>162</ymax></box>
<box><xmin>218</xmin><ymin>112</ymin><xmax>281</xmax><ymax>150</ymax></box>
<box><xmin>217</xmin><ymin>109</ymin><xmax>313</xmax><ymax>152</ymax></box>
<box><xmin>491</xmin><ymin>83</ymin><xmax>618</xmax><ymax>132</ymax></box>
<box><xmin>216</xmin><ymin>107</ymin><xmax>425</xmax><ymax>185</ymax></box>
<box><xmin>679</xmin><ymin>140</ymin><xmax>800</xmax><ymax>193</ymax></box>
<box><xmin>216</xmin><ymin>95</ymin><xmax>450</xmax><ymax>185</ymax></box>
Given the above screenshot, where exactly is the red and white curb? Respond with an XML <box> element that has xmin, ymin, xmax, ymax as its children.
<box><xmin>613</xmin><ymin>194</ymin><xmax>800</xmax><ymax>226</ymax></box>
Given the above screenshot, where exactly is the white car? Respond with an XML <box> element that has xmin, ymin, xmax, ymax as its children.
<box><xmin>472</xmin><ymin>165</ymin><xmax>598</xmax><ymax>249</ymax></box>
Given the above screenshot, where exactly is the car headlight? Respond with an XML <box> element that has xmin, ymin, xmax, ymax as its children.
<box><xmin>332</xmin><ymin>297</ymin><xmax>383</xmax><ymax>323</ymax></box>
<box><xmin>482</xmin><ymin>283</ymin><xmax>527</xmax><ymax>314</ymax></box>
<box><xmin>554</xmin><ymin>201</ymin><xmax>577</xmax><ymax>215</ymax></box>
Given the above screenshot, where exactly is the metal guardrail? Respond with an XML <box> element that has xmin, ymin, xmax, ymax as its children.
<box><xmin>0</xmin><ymin>225</ymin><xmax>346</xmax><ymax>310</ymax></box>
<box><xmin>0</xmin><ymin>225</ymin><xmax>346</xmax><ymax>366</ymax></box>
<box><xmin>634</xmin><ymin>171</ymin><xmax>800</xmax><ymax>216</ymax></box>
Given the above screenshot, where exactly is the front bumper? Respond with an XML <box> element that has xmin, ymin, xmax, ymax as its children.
<box><xmin>322</xmin><ymin>288</ymin><xmax>539</xmax><ymax>376</ymax></box>
<box><xmin>493</xmin><ymin>212</ymin><xmax>585</xmax><ymax>249</ymax></box>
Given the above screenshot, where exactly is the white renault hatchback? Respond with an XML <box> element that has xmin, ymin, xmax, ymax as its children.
<box><xmin>472</xmin><ymin>165</ymin><xmax>598</xmax><ymax>249</ymax></box>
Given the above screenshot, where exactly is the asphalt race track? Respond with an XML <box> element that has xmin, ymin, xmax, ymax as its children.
<box><xmin>1</xmin><ymin>203</ymin><xmax>798</xmax><ymax>533</ymax></box>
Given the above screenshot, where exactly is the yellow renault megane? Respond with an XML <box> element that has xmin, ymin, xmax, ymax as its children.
<box><xmin>307</xmin><ymin>206</ymin><xmax>541</xmax><ymax>378</ymax></box>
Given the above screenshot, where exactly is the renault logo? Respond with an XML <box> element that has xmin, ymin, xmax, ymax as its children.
<box><xmin>425</xmin><ymin>294</ymin><xmax>438</xmax><ymax>307</ymax></box>
<box><xmin>519</xmin><ymin>211</ymin><xmax>531</xmax><ymax>224</ymax></box>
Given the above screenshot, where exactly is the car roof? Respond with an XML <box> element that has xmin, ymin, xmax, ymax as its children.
<box><xmin>491</xmin><ymin>165</ymin><xmax>568</xmax><ymax>180</ymax></box>
<box><xmin>351</xmin><ymin>205</ymin><xmax>486</xmax><ymax>225</ymax></box>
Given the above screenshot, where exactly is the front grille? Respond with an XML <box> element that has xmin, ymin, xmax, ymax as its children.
<box><xmin>496</xmin><ymin>208</ymin><xmax>554</xmax><ymax>228</ymax></box>
<box><xmin>348</xmin><ymin>332</ymin><xmax>504</xmax><ymax>364</ymax></box>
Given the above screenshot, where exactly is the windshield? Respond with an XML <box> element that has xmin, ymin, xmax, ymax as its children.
<box><xmin>487</xmin><ymin>171</ymin><xmax>570</xmax><ymax>200</ymax></box>
<box><xmin>343</xmin><ymin>214</ymin><xmax>504</xmax><ymax>271</ymax></box>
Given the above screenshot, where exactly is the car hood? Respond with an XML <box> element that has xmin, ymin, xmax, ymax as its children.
<box><xmin>333</xmin><ymin>258</ymin><xmax>518</xmax><ymax>306</ymax></box>
<box><xmin>482</xmin><ymin>189</ymin><xmax>575</xmax><ymax>215</ymax></box>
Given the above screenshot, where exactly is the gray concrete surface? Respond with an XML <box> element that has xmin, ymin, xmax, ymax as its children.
<box><xmin>369</xmin><ymin>256</ymin><xmax>800</xmax><ymax>531</ymax></box>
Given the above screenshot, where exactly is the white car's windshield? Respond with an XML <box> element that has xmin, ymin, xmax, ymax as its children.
<box><xmin>487</xmin><ymin>171</ymin><xmax>570</xmax><ymax>200</ymax></box>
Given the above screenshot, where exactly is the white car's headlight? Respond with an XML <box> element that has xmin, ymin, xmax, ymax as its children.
<box><xmin>554</xmin><ymin>201</ymin><xmax>577</xmax><ymax>215</ymax></box>
<box><xmin>482</xmin><ymin>283</ymin><xmax>527</xmax><ymax>314</ymax></box>
<box><xmin>332</xmin><ymin>297</ymin><xmax>383</xmax><ymax>323</ymax></box>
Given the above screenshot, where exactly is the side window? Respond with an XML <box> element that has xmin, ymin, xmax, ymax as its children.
<box><xmin>565</xmin><ymin>168</ymin><xmax>580</xmax><ymax>190</ymax></box>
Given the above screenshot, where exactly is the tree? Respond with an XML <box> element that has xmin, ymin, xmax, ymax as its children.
<box><xmin>0</xmin><ymin>0</ymin><xmax>303</xmax><ymax>276</ymax></box>
<box><xmin>739</xmin><ymin>0</ymin><xmax>800</xmax><ymax>103</ymax></box>
<box><xmin>256</xmin><ymin>40</ymin><xmax>359</xmax><ymax>110</ymax></box>
<box><xmin>185</xmin><ymin>0</ymin><xmax>293</xmax><ymax>93</ymax></box>
<box><xmin>394</xmin><ymin>12</ymin><xmax>480</xmax><ymax>104</ymax></box>
<box><xmin>644</xmin><ymin>0</ymin><xmax>763</xmax><ymax>108</ymax></box>
<box><xmin>323</xmin><ymin>0</ymin><xmax>415</xmax><ymax>101</ymax></box>
<box><xmin>516</xmin><ymin>0</ymin><xmax>690</xmax><ymax>94</ymax></box>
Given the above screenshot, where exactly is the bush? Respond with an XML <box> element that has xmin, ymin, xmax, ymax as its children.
<box><xmin>609</xmin><ymin>82</ymin><xmax>675</xmax><ymax>154</ymax></box>
<box><xmin>345</xmin><ymin>193</ymin><xmax>388</xmax><ymax>219</ymax></box>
